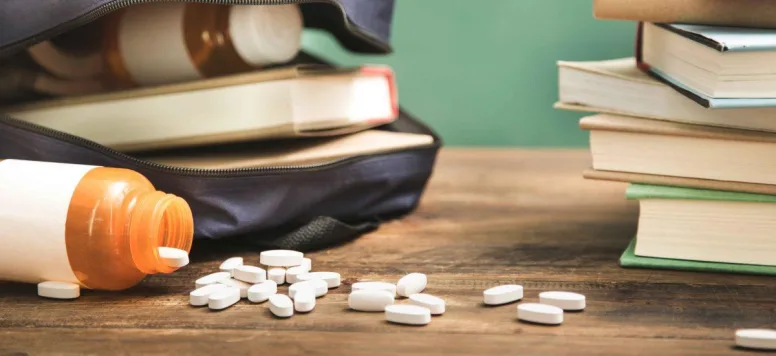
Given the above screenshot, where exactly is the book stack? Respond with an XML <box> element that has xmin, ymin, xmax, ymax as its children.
<box><xmin>555</xmin><ymin>0</ymin><xmax>776</xmax><ymax>275</ymax></box>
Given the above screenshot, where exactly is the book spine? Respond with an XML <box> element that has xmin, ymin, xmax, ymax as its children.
<box><xmin>594</xmin><ymin>0</ymin><xmax>776</xmax><ymax>29</ymax></box>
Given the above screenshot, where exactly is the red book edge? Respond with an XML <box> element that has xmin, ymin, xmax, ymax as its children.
<box><xmin>634</xmin><ymin>22</ymin><xmax>651</xmax><ymax>73</ymax></box>
<box><xmin>360</xmin><ymin>66</ymin><xmax>399</xmax><ymax>124</ymax></box>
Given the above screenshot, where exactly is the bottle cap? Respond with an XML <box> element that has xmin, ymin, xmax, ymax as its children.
<box><xmin>229</xmin><ymin>4</ymin><xmax>303</xmax><ymax>67</ymax></box>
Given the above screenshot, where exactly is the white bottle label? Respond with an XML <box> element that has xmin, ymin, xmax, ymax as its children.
<box><xmin>0</xmin><ymin>160</ymin><xmax>97</xmax><ymax>284</ymax></box>
<box><xmin>118</xmin><ymin>3</ymin><xmax>203</xmax><ymax>86</ymax></box>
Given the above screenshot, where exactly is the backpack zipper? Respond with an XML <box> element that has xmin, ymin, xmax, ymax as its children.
<box><xmin>0</xmin><ymin>0</ymin><xmax>390</xmax><ymax>58</ymax></box>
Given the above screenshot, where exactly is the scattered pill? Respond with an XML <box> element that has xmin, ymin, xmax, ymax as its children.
<box><xmin>208</xmin><ymin>287</ymin><xmax>240</xmax><ymax>310</ymax></box>
<box><xmin>190</xmin><ymin>283</ymin><xmax>228</xmax><ymax>306</ymax></box>
<box><xmin>37</xmin><ymin>281</ymin><xmax>80</xmax><ymax>300</ymax></box>
<box><xmin>408</xmin><ymin>293</ymin><xmax>445</xmax><ymax>315</ymax></box>
<box><xmin>233</xmin><ymin>265</ymin><xmax>266</xmax><ymax>284</ymax></box>
<box><xmin>268</xmin><ymin>267</ymin><xmax>286</xmax><ymax>285</ymax></box>
<box><xmin>157</xmin><ymin>247</ymin><xmax>189</xmax><ymax>268</ymax></box>
<box><xmin>736</xmin><ymin>329</ymin><xmax>776</xmax><ymax>350</ymax></box>
<box><xmin>260</xmin><ymin>250</ymin><xmax>304</xmax><ymax>267</ymax></box>
<box><xmin>483</xmin><ymin>285</ymin><xmax>523</xmax><ymax>305</ymax></box>
<box><xmin>348</xmin><ymin>290</ymin><xmax>395</xmax><ymax>312</ymax></box>
<box><xmin>195</xmin><ymin>272</ymin><xmax>231</xmax><ymax>288</ymax></box>
<box><xmin>219</xmin><ymin>257</ymin><xmax>244</xmax><ymax>275</ymax></box>
<box><xmin>302</xmin><ymin>257</ymin><xmax>312</xmax><ymax>271</ymax></box>
<box><xmin>385</xmin><ymin>304</ymin><xmax>431</xmax><ymax>326</ymax></box>
<box><xmin>294</xmin><ymin>290</ymin><xmax>316</xmax><ymax>313</ymax></box>
<box><xmin>247</xmin><ymin>280</ymin><xmax>278</xmax><ymax>303</ymax></box>
<box><xmin>219</xmin><ymin>278</ymin><xmax>252</xmax><ymax>298</ymax></box>
<box><xmin>297</xmin><ymin>272</ymin><xmax>341</xmax><ymax>288</ymax></box>
<box><xmin>517</xmin><ymin>303</ymin><xmax>563</xmax><ymax>325</ymax></box>
<box><xmin>285</xmin><ymin>265</ymin><xmax>309</xmax><ymax>284</ymax></box>
<box><xmin>539</xmin><ymin>291</ymin><xmax>586</xmax><ymax>311</ymax></box>
<box><xmin>397</xmin><ymin>273</ymin><xmax>427</xmax><ymax>297</ymax></box>
<box><xmin>289</xmin><ymin>280</ymin><xmax>328</xmax><ymax>298</ymax></box>
<box><xmin>269</xmin><ymin>294</ymin><xmax>294</xmax><ymax>318</ymax></box>
<box><xmin>352</xmin><ymin>281</ymin><xmax>397</xmax><ymax>297</ymax></box>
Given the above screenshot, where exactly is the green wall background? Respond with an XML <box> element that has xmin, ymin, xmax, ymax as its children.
<box><xmin>302</xmin><ymin>0</ymin><xmax>635</xmax><ymax>147</ymax></box>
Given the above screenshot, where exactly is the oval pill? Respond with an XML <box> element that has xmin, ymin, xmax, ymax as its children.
<box><xmin>268</xmin><ymin>267</ymin><xmax>286</xmax><ymax>285</ymax></box>
<box><xmin>352</xmin><ymin>281</ymin><xmax>397</xmax><ymax>297</ymax></box>
<box><xmin>157</xmin><ymin>247</ymin><xmax>189</xmax><ymax>268</ymax></box>
<box><xmin>195</xmin><ymin>272</ymin><xmax>231</xmax><ymax>289</ymax></box>
<box><xmin>409</xmin><ymin>293</ymin><xmax>445</xmax><ymax>315</ymax></box>
<box><xmin>190</xmin><ymin>283</ymin><xmax>228</xmax><ymax>306</ymax></box>
<box><xmin>289</xmin><ymin>280</ymin><xmax>328</xmax><ymax>298</ymax></box>
<box><xmin>483</xmin><ymin>285</ymin><xmax>523</xmax><ymax>305</ymax></box>
<box><xmin>539</xmin><ymin>291</ymin><xmax>586</xmax><ymax>311</ymax></box>
<box><xmin>233</xmin><ymin>265</ymin><xmax>266</xmax><ymax>284</ymax></box>
<box><xmin>37</xmin><ymin>281</ymin><xmax>80</xmax><ymax>300</ymax></box>
<box><xmin>397</xmin><ymin>273</ymin><xmax>427</xmax><ymax>297</ymax></box>
<box><xmin>219</xmin><ymin>257</ymin><xmax>244</xmax><ymax>275</ymax></box>
<box><xmin>247</xmin><ymin>280</ymin><xmax>277</xmax><ymax>303</ymax></box>
<box><xmin>301</xmin><ymin>257</ymin><xmax>312</xmax><ymax>271</ymax></box>
<box><xmin>285</xmin><ymin>265</ymin><xmax>309</xmax><ymax>284</ymax></box>
<box><xmin>208</xmin><ymin>287</ymin><xmax>240</xmax><ymax>310</ymax></box>
<box><xmin>269</xmin><ymin>294</ymin><xmax>294</xmax><ymax>318</ymax></box>
<box><xmin>260</xmin><ymin>250</ymin><xmax>304</xmax><ymax>267</ymax></box>
<box><xmin>348</xmin><ymin>290</ymin><xmax>395</xmax><ymax>312</ymax></box>
<box><xmin>219</xmin><ymin>278</ymin><xmax>252</xmax><ymax>298</ymax></box>
<box><xmin>385</xmin><ymin>304</ymin><xmax>431</xmax><ymax>325</ymax></box>
<box><xmin>517</xmin><ymin>303</ymin><xmax>564</xmax><ymax>325</ymax></box>
<box><xmin>297</xmin><ymin>272</ymin><xmax>341</xmax><ymax>289</ymax></box>
<box><xmin>294</xmin><ymin>290</ymin><xmax>316</xmax><ymax>313</ymax></box>
<box><xmin>736</xmin><ymin>329</ymin><xmax>776</xmax><ymax>350</ymax></box>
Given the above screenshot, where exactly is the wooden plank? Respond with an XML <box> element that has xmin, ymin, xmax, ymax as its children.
<box><xmin>0</xmin><ymin>149</ymin><xmax>773</xmax><ymax>354</ymax></box>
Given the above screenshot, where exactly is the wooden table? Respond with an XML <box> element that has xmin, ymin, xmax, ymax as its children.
<box><xmin>1</xmin><ymin>149</ymin><xmax>774</xmax><ymax>355</ymax></box>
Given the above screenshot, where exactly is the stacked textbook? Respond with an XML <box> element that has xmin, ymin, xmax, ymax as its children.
<box><xmin>555</xmin><ymin>0</ymin><xmax>776</xmax><ymax>275</ymax></box>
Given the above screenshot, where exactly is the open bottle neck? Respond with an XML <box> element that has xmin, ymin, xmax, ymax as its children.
<box><xmin>128</xmin><ymin>191</ymin><xmax>194</xmax><ymax>274</ymax></box>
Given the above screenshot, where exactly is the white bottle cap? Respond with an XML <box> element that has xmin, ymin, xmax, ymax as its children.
<box><xmin>229</xmin><ymin>4</ymin><xmax>303</xmax><ymax>67</ymax></box>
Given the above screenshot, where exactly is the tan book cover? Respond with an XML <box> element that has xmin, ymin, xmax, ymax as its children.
<box><xmin>579</xmin><ymin>114</ymin><xmax>776</xmax><ymax>144</ymax></box>
<box><xmin>584</xmin><ymin>169</ymin><xmax>776</xmax><ymax>195</ymax></box>
<box><xmin>594</xmin><ymin>0</ymin><xmax>776</xmax><ymax>29</ymax></box>
<box><xmin>144</xmin><ymin>130</ymin><xmax>435</xmax><ymax>170</ymax></box>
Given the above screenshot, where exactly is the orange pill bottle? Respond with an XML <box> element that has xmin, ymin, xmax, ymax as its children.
<box><xmin>0</xmin><ymin>159</ymin><xmax>194</xmax><ymax>291</ymax></box>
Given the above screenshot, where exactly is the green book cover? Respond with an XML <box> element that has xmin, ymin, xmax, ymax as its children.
<box><xmin>626</xmin><ymin>183</ymin><xmax>776</xmax><ymax>203</ymax></box>
<box><xmin>620</xmin><ymin>238</ymin><xmax>776</xmax><ymax>276</ymax></box>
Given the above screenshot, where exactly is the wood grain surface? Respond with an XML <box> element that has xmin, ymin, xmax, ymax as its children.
<box><xmin>1</xmin><ymin>149</ymin><xmax>774</xmax><ymax>355</ymax></box>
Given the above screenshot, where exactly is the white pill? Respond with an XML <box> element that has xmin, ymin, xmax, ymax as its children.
<box><xmin>736</xmin><ymin>329</ymin><xmax>776</xmax><ymax>350</ymax></box>
<box><xmin>294</xmin><ymin>290</ymin><xmax>316</xmax><ymax>313</ymax></box>
<box><xmin>208</xmin><ymin>287</ymin><xmax>240</xmax><ymax>310</ymax></box>
<box><xmin>397</xmin><ymin>273</ymin><xmax>427</xmax><ymax>297</ymax></box>
<box><xmin>269</xmin><ymin>294</ymin><xmax>294</xmax><ymax>318</ymax></box>
<box><xmin>289</xmin><ymin>280</ymin><xmax>328</xmax><ymax>298</ymax></box>
<box><xmin>348</xmin><ymin>290</ymin><xmax>395</xmax><ymax>312</ymax></box>
<box><xmin>195</xmin><ymin>272</ymin><xmax>231</xmax><ymax>289</ymax></box>
<box><xmin>37</xmin><ymin>281</ymin><xmax>80</xmax><ymax>299</ymax></box>
<box><xmin>219</xmin><ymin>257</ymin><xmax>244</xmax><ymax>275</ymax></box>
<box><xmin>233</xmin><ymin>265</ymin><xmax>266</xmax><ymax>284</ymax></box>
<box><xmin>539</xmin><ymin>291</ymin><xmax>586</xmax><ymax>311</ymax></box>
<box><xmin>302</xmin><ymin>257</ymin><xmax>312</xmax><ymax>271</ymax></box>
<box><xmin>297</xmin><ymin>272</ymin><xmax>341</xmax><ymax>289</ymax></box>
<box><xmin>409</xmin><ymin>293</ymin><xmax>445</xmax><ymax>315</ymax></box>
<box><xmin>260</xmin><ymin>250</ymin><xmax>303</xmax><ymax>267</ymax></box>
<box><xmin>352</xmin><ymin>282</ymin><xmax>397</xmax><ymax>298</ymax></box>
<box><xmin>218</xmin><ymin>278</ymin><xmax>252</xmax><ymax>299</ymax></box>
<box><xmin>517</xmin><ymin>303</ymin><xmax>564</xmax><ymax>325</ymax></box>
<box><xmin>285</xmin><ymin>265</ymin><xmax>309</xmax><ymax>284</ymax></box>
<box><xmin>483</xmin><ymin>285</ymin><xmax>523</xmax><ymax>305</ymax></box>
<box><xmin>190</xmin><ymin>283</ymin><xmax>228</xmax><ymax>306</ymax></box>
<box><xmin>268</xmin><ymin>267</ymin><xmax>286</xmax><ymax>285</ymax></box>
<box><xmin>385</xmin><ymin>304</ymin><xmax>431</xmax><ymax>325</ymax></box>
<box><xmin>247</xmin><ymin>280</ymin><xmax>278</xmax><ymax>303</ymax></box>
<box><xmin>157</xmin><ymin>247</ymin><xmax>189</xmax><ymax>268</ymax></box>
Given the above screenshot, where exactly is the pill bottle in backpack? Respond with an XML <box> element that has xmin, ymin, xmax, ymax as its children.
<box><xmin>0</xmin><ymin>159</ymin><xmax>194</xmax><ymax>290</ymax></box>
